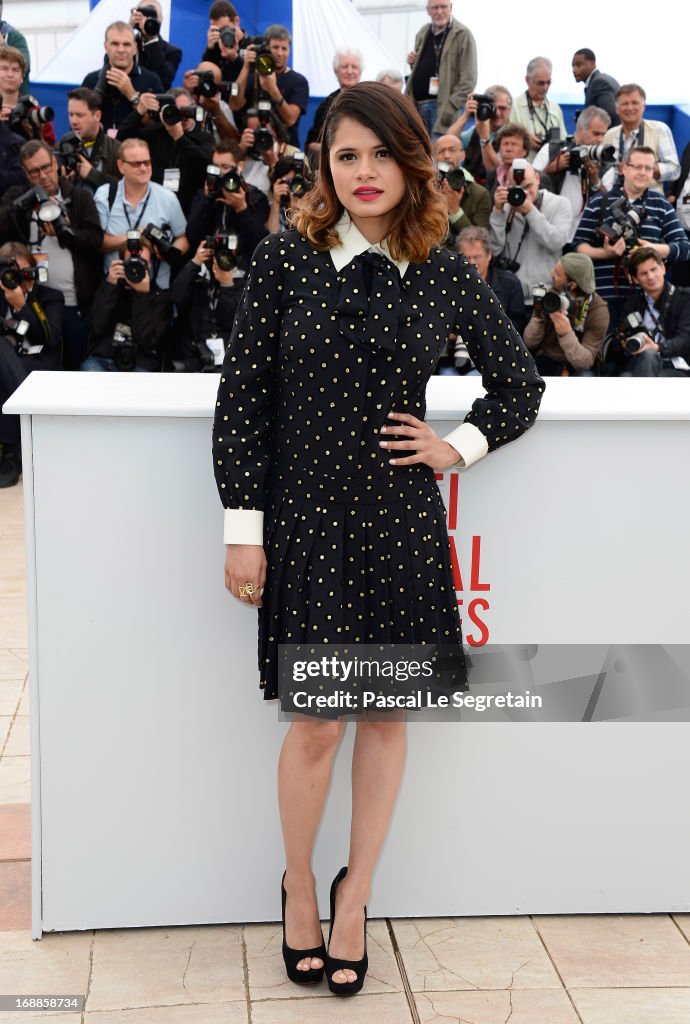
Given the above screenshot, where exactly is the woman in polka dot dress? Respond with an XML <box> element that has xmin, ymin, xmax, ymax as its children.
<box><xmin>212</xmin><ymin>83</ymin><xmax>544</xmax><ymax>996</ymax></box>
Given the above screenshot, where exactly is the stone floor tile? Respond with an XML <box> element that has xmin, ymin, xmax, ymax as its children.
<box><xmin>0</xmin><ymin>679</ymin><xmax>24</xmax><ymax>716</ymax></box>
<box><xmin>16</xmin><ymin>685</ymin><xmax>29</xmax><ymax>716</ymax></box>
<box><xmin>85</xmin><ymin>1003</ymin><xmax>249</xmax><ymax>1023</ymax></box>
<box><xmin>251</xmin><ymin>991</ymin><xmax>411</xmax><ymax>1023</ymax></box>
<box><xmin>0</xmin><ymin>756</ymin><xmax>31</xmax><ymax>804</ymax></box>
<box><xmin>414</xmin><ymin>987</ymin><xmax>581</xmax><ymax>1023</ymax></box>
<box><xmin>0</xmin><ymin>575</ymin><xmax>26</xmax><ymax>598</ymax></box>
<box><xmin>673</xmin><ymin>914</ymin><xmax>690</xmax><ymax>943</ymax></box>
<box><xmin>0</xmin><ymin>650</ymin><xmax>26</xmax><ymax>681</ymax></box>
<box><xmin>0</xmin><ymin>861</ymin><xmax>31</xmax><ymax>930</ymax></box>
<box><xmin>0</xmin><ymin>928</ymin><xmax>92</xmax><ymax>996</ymax></box>
<box><xmin>393</xmin><ymin>916</ymin><xmax>561</xmax><ymax>992</ymax></box>
<box><xmin>3</xmin><ymin>716</ymin><xmax>29</xmax><ymax>757</ymax></box>
<box><xmin>0</xmin><ymin>716</ymin><xmax>11</xmax><ymax>749</ymax></box>
<box><xmin>570</xmin><ymin>986</ymin><xmax>690</xmax><ymax>1023</ymax></box>
<box><xmin>533</xmin><ymin>914</ymin><xmax>690</xmax><ymax>987</ymax></box>
<box><xmin>0</xmin><ymin>603</ymin><xmax>27</xmax><ymax>648</ymax></box>
<box><xmin>245</xmin><ymin>918</ymin><xmax>401</xmax><ymax>1001</ymax></box>
<box><xmin>87</xmin><ymin>925</ymin><xmax>245</xmax><ymax>1011</ymax></box>
<box><xmin>0</xmin><ymin>803</ymin><xmax>30</xmax><ymax>860</ymax></box>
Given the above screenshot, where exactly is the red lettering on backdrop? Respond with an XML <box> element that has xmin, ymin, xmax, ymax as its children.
<box><xmin>466</xmin><ymin>599</ymin><xmax>490</xmax><ymax>646</ymax></box>
<box><xmin>441</xmin><ymin>471</ymin><xmax>492</xmax><ymax>645</ymax></box>
<box><xmin>470</xmin><ymin>535</ymin><xmax>490</xmax><ymax>591</ymax></box>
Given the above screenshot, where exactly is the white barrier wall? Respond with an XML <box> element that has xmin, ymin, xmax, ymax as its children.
<box><xmin>5</xmin><ymin>374</ymin><xmax>690</xmax><ymax>938</ymax></box>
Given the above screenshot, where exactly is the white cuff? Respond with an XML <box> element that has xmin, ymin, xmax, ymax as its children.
<box><xmin>442</xmin><ymin>422</ymin><xmax>489</xmax><ymax>469</ymax></box>
<box><xmin>223</xmin><ymin>509</ymin><xmax>264</xmax><ymax>546</ymax></box>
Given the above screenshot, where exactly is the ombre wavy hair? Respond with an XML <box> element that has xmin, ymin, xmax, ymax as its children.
<box><xmin>291</xmin><ymin>82</ymin><xmax>448</xmax><ymax>263</ymax></box>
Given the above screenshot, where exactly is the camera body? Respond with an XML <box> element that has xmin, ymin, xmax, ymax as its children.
<box><xmin>596</xmin><ymin>196</ymin><xmax>647</xmax><ymax>250</ymax></box>
<box><xmin>204</xmin><ymin>232</ymin><xmax>239</xmax><ymax>272</ymax></box>
<box><xmin>619</xmin><ymin>310</ymin><xmax>648</xmax><ymax>353</ymax></box>
<box><xmin>437</xmin><ymin>161</ymin><xmax>467</xmax><ymax>192</ymax></box>
<box><xmin>122</xmin><ymin>230</ymin><xmax>148</xmax><ymax>284</ymax></box>
<box><xmin>507</xmin><ymin>157</ymin><xmax>528</xmax><ymax>207</ymax></box>
<box><xmin>472</xmin><ymin>93</ymin><xmax>496</xmax><ymax>122</ymax></box>
<box><xmin>111</xmin><ymin>322</ymin><xmax>137</xmax><ymax>371</ymax></box>
<box><xmin>241</xmin><ymin>35</ymin><xmax>275</xmax><ymax>76</ymax></box>
<box><xmin>494</xmin><ymin>254</ymin><xmax>520</xmax><ymax>273</ymax></box>
<box><xmin>248</xmin><ymin>100</ymin><xmax>275</xmax><ymax>156</ymax></box>
<box><xmin>205</xmin><ymin>164</ymin><xmax>243</xmax><ymax>198</ymax></box>
<box><xmin>133</xmin><ymin>5</ymin><xmax>161</xmax><ymax>37</ymax></box>
<box><xmin>0</xmin><ymin>314</ymin><xmax>30</xmax><ymax>352</ymax></box>
<box><xmin>532</xmin><ymin>283</ymin><xmax>572</xmax><ymax>317</ymax></box>
<box><xmin>57</xmin><ymin>133</ymin><xmax>87</xmax><ymax>175</ymax></box>
<box><xmin>142</xmin><ymin>222</ymin><xmax>173</xmax><ymax>260</ymax></box>
<box><xmin>8</xmin><ymin>96</ymin><xmax>54</xmax><ymax>132</ymax></box>
<box><xmin>219</xmin><ymin>25</ymin><xmax>235</xmax><ymax>48</ymax></box>
<box><xmin>192</xmin><ymin>68</ymin><xmax>237</xmax><ymax>102</ymax></box>
<box><xmin>287</xmin><ymin>151</ymin><xmax>311</xmax><ymax>200</ymax></box>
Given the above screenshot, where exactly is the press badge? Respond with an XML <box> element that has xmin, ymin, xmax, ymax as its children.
<box><xmin>206</xmin><ymin>337</ymin><xmax>224</xmax><ymax>365</ymax></box>
<box><xmin>163</xmin><ymin>168</ymin><xmax>180</xmax><ymax>192</ymax></box>
<box><xmin>429</xmin><ymin>76</ymin><xmax>439</xmax><ymax>96</ymax></box>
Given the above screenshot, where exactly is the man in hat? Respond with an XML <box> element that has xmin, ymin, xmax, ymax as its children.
<box><xmin>522</xmin><ymin>252</ymin><xmax>609</xmax><ymax>375</ymax></box>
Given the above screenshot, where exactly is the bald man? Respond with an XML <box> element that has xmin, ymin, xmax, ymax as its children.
<box><xmin>435</xmin><ymin>133</ymin><xmax>491</xmax><ymax>240</ymax></box>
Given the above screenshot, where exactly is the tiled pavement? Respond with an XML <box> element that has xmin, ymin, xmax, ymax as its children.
<box><xmin>2</xmin><ymin>480</ymin><xmax>690</xmax><ymax>1023</ymax></box>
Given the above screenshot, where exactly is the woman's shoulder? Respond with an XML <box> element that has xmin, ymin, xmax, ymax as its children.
<box><xmin>414</xmin><ymin>246</ymin><xmax>477</xmax><ymax>284</ymax></box>
<box><xmin>249</xmin><ymin>230</ymin><xmax>330</xmax><ymax>269</ymax></box>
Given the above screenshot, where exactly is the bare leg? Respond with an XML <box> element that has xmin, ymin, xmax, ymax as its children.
<box><xmin>278</xmin><ymin>717</ymin><xmax>346</xmax><ymax>971</ymax></box>
<box><xmin>327</xmin><ymin>718</ymin><xmax>407</xmax><ymax>985</ymax></box>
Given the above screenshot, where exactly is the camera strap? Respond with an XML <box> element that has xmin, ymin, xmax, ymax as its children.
<box><xmin>431</xmin><ymin>26</ymin><xmax>450</xmax><ymax>76</ymax></box>
<box><xmin>526</xmin><ymin>95</ymin><xmax>553</xmax><ymax>139</ymax></box>
<box><xmin>28</xmin><ymin>297</ymin><xmax>51</xmax><ymax>343</ymax></box>
<box><xmin>122</xmin><ymin>190</ymin><xmax>151</xmax><ymax>231</ymax></box>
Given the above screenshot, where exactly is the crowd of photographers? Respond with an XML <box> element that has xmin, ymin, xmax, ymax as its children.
<box><xmin>1</xmin><ymin>0</ymin><xmax>690</xmax><ymax>486</ymax></box>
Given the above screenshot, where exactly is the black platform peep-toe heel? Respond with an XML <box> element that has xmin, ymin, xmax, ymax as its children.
<box><xmin>280</xmin><ymin>870</ymin><xmax>326</xmax><ymax>985</ymax></box>
<box><xmin>325</xmin><ymin>865</ymin><xmax>369</xmax><ymax>996</ymax></box>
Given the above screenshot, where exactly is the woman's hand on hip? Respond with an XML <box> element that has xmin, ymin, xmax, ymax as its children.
<box><xmin>225</xmin><ymin>544</ymin><xmax>267</xmax><ymax>607</ymax></box>
<box><xmin>380</xmin><ymin>411</ymin><xmax>462</xmax><ymax>471</ymax></box>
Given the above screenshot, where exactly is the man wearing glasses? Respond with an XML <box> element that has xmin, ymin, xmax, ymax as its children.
<box><xmin>405</xmin><ymin>1</ymin><xmax>477</xmax><ymax>140</ymax></box>
<box><xmin>511</xmin><ymin>57</ymin><xmax>566</xmax><ymax>160</ymax></box>
<box><xmin>0</xmin><ymin>139</ymin><xmax>103</xmax><ymax>369</ymax></box>
<box><xmin>94</xmin><ymin>137</ymin><xmax>188</xmax><ymax>290</ymax></box>
<box><xmin>573</xmin><ymin>146</ymin><xmax>690</xmax><ymax>329</ymax></box>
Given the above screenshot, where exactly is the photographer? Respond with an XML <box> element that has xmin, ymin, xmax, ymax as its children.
<box><xmin>81</xmin><ymin>231</ymin><xmax>172</xmax><ymax>371</ymax></box>
<box><xmin>117</xmin><ymin>88</ymin><xmax>213</xmax><ymax>215</ymax></box>
<box><xmin>201</xmin><ymin>0</ymin><xmax>246</xmax><ymax>82</ymax></box>
<box><xmin>58</xmin><ymin>88</ymin><xmax>120</xmax><ymax>194</ymax></box>
<box><xmin>600</xmin><ymin>84</ymin><xmax>679</xmax><ymax>195</ymax></box>
<box><xmin>511</xmin><ymin>57</ymin><xmax>566</xmax><ymax>161</ymax></box>
<box><xmin>168</xmin><ymin>236</ymin><xmax>242</xmax><ymax>371</ymax></box>
<box><xmin>615</xmin><ymin>246</ymin><xmax>690</xmax><ymax>377</ymax></box>
<box><xmin>95</xmin><ymin>137</ymin><xmax>188</xmax><ymax>290</ymax></box>
<box><xmin>533</xmin><ymin>107</ymin><xmax>612</xmax><ymax>221</ymax></box>
<box><xmin>266</xmin><ymin>154</ymin><xmax>312</xmax><ymax>234</ymax></box>
<box><xmin>0</xmin><ymin>45</ymin><xmax>53</xmax><ymax>144</ymax></box>
<box><xmin>490</xmin><ymin>160</ymin><xmax>572</xmax><ymax>307</ymax></box>
<box><xmin>0</xmin><ymin>140</ymin><xmax>104</xmax><ymax>369</ymax></box>
<box><xmin>183</xmin><ymin>62</ymin><xmax>239</xmax><ymax>142</ymax></box>
<box><xmin>0</xmin><ymin>242</ymin><xmax>64</xmax><ymax>487</ymax></box>
<box><xmin>447</xmin><ymin>86</ymin><xmax>513</xmax><ymax>185</ymax></box>
<box><xmin>82</xmin><ymin>22</ymin><xmax>163</xmax><ymax>131</ymax></box>
<box><xmin>523</xmin><ymin>253</ymin><xmax>608</xmax><ymax>375</ymax></box>
<box><xmin>458</xmin><ymin>225</ymin><xmax>527</xmax><ymax>332</ymax></box>
<box><xmin>573</xmin><ymin>147</ymin><xmax>690</xmax><ymax>326</ymax></box>
<box><xmin>186</xmin><ymin>140</ymin><xmax>268</xmax><ymax>257</ymax></box>
<box><xmin>487</xmin><ymin>123</ymin><xmax>531</xmax><ymax>192</ymax></box>
<box><xmin>129</xmin><ymin>0</ymin><xmax>181</xmax><ymax>91</ymax></box>
<box><xmin>232</xmin><ymin>25</ymin><xmax>309</xmax><ymax>148</ymax></box>
<box><xmin>238</xmin><ymin>105</ymin><xmax>297</xmax><ymax>198</ymax></box>
<box><xmin>435</xmin><ymin>134</ymin><xmax>490</xmax><ymax>240</ymax></box>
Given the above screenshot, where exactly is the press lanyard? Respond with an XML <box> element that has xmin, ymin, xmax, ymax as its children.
<box><xmin>432</xmin><ymin>27</ymin><xmax>449</xmax><ymax>76</ymax></box>
<box><xmin>122</xmin><ymin>189</ymin><xmax>151</xmax><ymax>231</ymax></box>
<box><xmin>526</xmin><ymin>94</ymin><xmax>552</xmax><ymax>137</ymax></box>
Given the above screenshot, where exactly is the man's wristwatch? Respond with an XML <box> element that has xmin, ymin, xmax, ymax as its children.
<box><xmin>130</xmin><ymin>92</ymin><xmax>141</xmax><ymax>106</ymax></box>
<box><xmin>479</xmin><ymin>138</ymin><xmax>489</xmax><ymax>147</ymax></box>
<box><xmin>274</xmin><ymin>96</ymin><xmax>285</xmax><ymax>108</ymax></box>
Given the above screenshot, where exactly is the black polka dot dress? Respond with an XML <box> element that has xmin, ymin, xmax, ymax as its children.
<box><xmin>213</xmin><ymin>229</ymin><xmax>544</xmax><ymax>701</ymax></box>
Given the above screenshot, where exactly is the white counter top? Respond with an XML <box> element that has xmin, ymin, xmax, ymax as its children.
<box><xmin>4</xmin><ymin>371</ymin><xmax>690</xmax><ymax>420</ymax></box>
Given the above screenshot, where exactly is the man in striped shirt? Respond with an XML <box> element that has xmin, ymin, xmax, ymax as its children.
<box><xmin>572</xmin><ymin>146</ymin><xmax>690</xmax><ymax>326</ymax></box>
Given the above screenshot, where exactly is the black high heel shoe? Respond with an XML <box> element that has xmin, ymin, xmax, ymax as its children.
<box><xmin>325</xmin><ymin>865</ymin><xmax>368</xmax><ymax>996</ymax></box>
<box><xmin>280</xmin><ymin>870</ymin><xmax>326</xmax><ymax>985</ymax></box>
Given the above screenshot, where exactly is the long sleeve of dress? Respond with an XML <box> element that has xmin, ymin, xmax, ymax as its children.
<box><xmin>212</xmin><ymin>233</ymin><xmax>285</xmax><ymax>541</ymax></box>
<box><xmin>446</xmin><ymin>256</ymin><xmax>545</xmax><ymax>457</ymax></box>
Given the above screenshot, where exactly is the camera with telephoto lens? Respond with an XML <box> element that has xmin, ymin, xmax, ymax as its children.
<box><xmin>596</xmin><ymin>196</ymin><xmax>647</xmax><ymax>250</ymax></box>
<box><xmin>507</xmin><ymin>157</ymin><xmax>528</xmax><ymax>207</ymax></box>
<box><xmin>205</xmin><ymin>232</ymin><xmax>238</xmax><ymax>272</ymax></box>
<box><xmin>0</xmin><ymin>256</ymin><xmax>47</xmax><ymax>290</ymax></box>
<box><xmin>142</xmin><ymin>222</ymin><xmax>173</xmax><ymax>259</ymax></box>
<box><xmin>148</xmin><ymin>94</ymin><xmax>177</xmax><ymax>124</ymax></box>
<box><xmin>241</xmin><ymin>35</ymin><xmax>275</xmax><ymax>76</ymax></box>
<box><xmin>11</xmin><ymin>185</ymin><xmax>72</xmax><ymax>243</ymax></box>
<box><xmin>57</xmin><ymin>132</ymin><xmax>88</xmax><ymax>175</ymax></box>
<box><xmin>8</xmin><ymin>95</ymin><xmax>54</xmax><ymax>132</ymax></box>
<box><xmin>111</xmin><ymin>322</ymin><xmax>137</xmax><ymax>371</ymax></box>
<box><xmin>191</xmin><ymin>68</ymin><xmax>236</xmax><ymax>101</ymax></box>
<box><xmin>133</xmin><ymin>5</ymin><xmax>161</xmax><ymax>37</ymax></box>
<box><xmin>0</xmin><ymin>314</ymin><xmax>30</xmax><ymax>352</ymax></box>
<box><xmin>437</xmin><ymin>161</ymin><xmax>467</xmax><ymax>192</ymax></box>
<box><xmin>567</xmin><ymin>142</ymin><xmax>616</xmax><ymax>174</ymax></box>
<box><xmin>122</xmin><ymin>230</ymin><xmax>148</xmax><ymax>284</ymax></box>
<box><xmin>619</xmin><ymin>310</ymin><xmax>649</xmax><ymax>354</ymax></box>
<box><xmin>472</xmin><ymin>93</ymin><xmax>496</xmax><ymax>122</ymax></box>
<box><xmin>532</xmin><ymin>283</ymin><xmax>572</xmax><ymax>316</ymax></box>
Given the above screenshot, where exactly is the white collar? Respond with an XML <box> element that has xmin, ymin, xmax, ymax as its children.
<box><xmin>329</xmin><ymin>212</ymin><xmax>409</xmax><ymax>278</ymax></box>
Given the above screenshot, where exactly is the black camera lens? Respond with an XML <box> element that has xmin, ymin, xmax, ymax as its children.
<box><xmin>473</xmin><ymin>94</ymin><xmax>496</xmax><ymax>122</ymax></box>
<box><xmin>123</xmin><ymin>256</ymin><xmax>147</xmax><ymax>284</ymax></box>
<box><xmin>220</xmin><ymin>169</ymin><xmax>243</xmax><ymax>193</ymax></box>
<box><xmin>160</xmin><ymin>103</ymin><xmax>182</xmax><ymax>126</ymax></box>
<box><xmin>0</xmin><ymin>264</ymin><xmax>22</xmax><ymax>290</ymax></box>
<box><xmin>446</xmin><ymin>169</ymin><xmax>466</xmax><ymax>191</ymax></box>
<box><xmin>219</xmin><ymin>26</ymin><xmax>235</xmax><ymax>47</ymax></box>
<box><xmin>542</xmin><ymin>292</ymin><xmax>567</xmax><ymax>315</ymax></box>
<box><xmin>507</xmin><ymin>185</ymin><xmax>526</xmax><ymax>207</ymax></box>
<box><xmin>255</xmin><ymin>51</ymin><xmax>275</xmax><ymax>76</ymax></box>
<box><xmin>253</xmin><ymin>126</ymin><xmax>274</xmax><ymax>152</ymax></box>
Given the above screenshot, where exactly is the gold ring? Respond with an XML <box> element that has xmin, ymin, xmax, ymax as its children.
<box><xmin>239</xmin><ymin>582</ymin><xmax>256</xmax><ymax>599</ymax></box>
